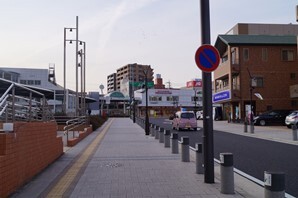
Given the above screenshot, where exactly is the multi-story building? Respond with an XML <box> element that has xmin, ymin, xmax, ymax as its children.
<box><xmin>213</xmin><ymin>34</ymin><xmax>298</xmax><ymax>121</ymax></box>
<box><xmin>107</xmin><ymin>63</ymin><xmax>154</xmax><ymax>96</ymax></box>
<box><xmin>107</xmin><ymin>73</ymin><xmax>116</xmax><ymax>93</ymax></box>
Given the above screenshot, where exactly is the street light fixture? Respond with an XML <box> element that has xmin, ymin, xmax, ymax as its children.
<box><xmin>63</xmin><ymin>16</ymin><xmax>86</xmax><ymax>116</ymax></box>
<box><xmin>63</xmin><ymin>16</ymin><xmax>79</xmax><ymax>116</ymax></box>
<box><xmin>142</xmin><ymin>68</ymin><xmax>150</xmax><ymax>135</ymax></box>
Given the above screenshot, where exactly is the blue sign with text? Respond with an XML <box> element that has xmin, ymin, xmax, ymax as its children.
<box><xmin>213</xmin><ymin>90</ymin><xmax>231</xmax><ymax>103</ymax></box>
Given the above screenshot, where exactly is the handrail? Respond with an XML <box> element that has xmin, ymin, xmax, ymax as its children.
<box><xmin>0</xmin><ymin>80</ymin><xmax>54</xmax><ymax>122</ymax></box>
<box><xmin>0</xmin><ymin>84</ymin><xmax>14</xmax><ymax>103</ymax></box>
<box><xmin>63</xmin><ymin>116</ymin><xmax>87</xmax><ymax>141</ymax></box>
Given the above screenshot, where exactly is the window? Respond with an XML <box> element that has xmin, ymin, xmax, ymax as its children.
<box><xmin>20</xmin><ymin>80</ymin><xmax>27</xmax><ymax>84</ymax></box>
<box><xmin>149</xmin><ymin>96</ymin><xmax>162</xmax><ymax>101</ymax></box>
<box><xmin>251</xmin><ymin>77</ymin><xmax>263</xmax><ymax>87</ymax></box>
<box><xmin>27</xmin><ymin>80</ymin><xmax>34</xmax><ymax>85</ymax></box>
<box><xmin>167</xmin><ymin>96</ymin><xmax>179</xmax><ymax>101</ymax></box>
<box><xmin>291</xmin><ymin>100</ymin><xmax>298</xmax><ymax>107</ymax></box>
<box><xmin>34</xmin><ymin>80</ymin><xmax>41</xmax><ymax>85</ymax></box>
<box><xmin>243</xmin><ymin>48</ymin><xmax>249</xmax><ymax>61</ymax></box>
<box><xmin>290</xmin><ymin>73</ymin><xmax>296</xmax><ymax>80</ymax></box>
<box><xmin>281</xmin><ymin>50</ymin><xmax>294</xmax><ymax>61</ymax></box>
<box><xmin>262</xmin><ymin>48</ymin><xmax>268</xmax><ymax>61</ymax></box>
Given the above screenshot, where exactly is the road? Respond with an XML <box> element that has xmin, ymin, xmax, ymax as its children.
<box><xmin>149</xmin><ymin>118</ymin><xmax>298</xmax><ymax>197</ymax></box>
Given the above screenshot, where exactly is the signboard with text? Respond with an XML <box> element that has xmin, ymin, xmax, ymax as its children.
<box><xmin>213</xmin><ymin>90</ymin><xmax>231</xmax><ymax>103</ymax></box>
<box><xmin>186</xmin><ymin>80</ymin><xmax>202</xmax><ymax>88</ymax></box>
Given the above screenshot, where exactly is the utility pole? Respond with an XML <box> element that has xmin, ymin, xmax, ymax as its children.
<box><xmin>200</xmin><ymin>0</ymin><xmax>214</xmax><ymax>183</ymax></box>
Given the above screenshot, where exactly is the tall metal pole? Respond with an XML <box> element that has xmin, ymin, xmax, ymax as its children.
<box><xmin>63</xmin><ymin>28</ymin><xmax>66</xmax><ymax>114</ymax></box>
<box><xmin>200</xmin><ymin>0</ymin><xmax>214</xmax><ymax>183</ymax></box>
<box><xmin>145</xmin><ymin>73</ymin><xmax>149</xmax><ymax>135</ymax></box>
<box><xmin>79</xmin><ymin>49</ymin><xmax>83</xmax><ymax>115</ymax></box>
<box><xmin>83</xmin><ymin>42</ymin><xmax>86</xmax><ymax>115</ymax></box>
<box><xmin>75</xmin><ymin>16</ymin><xmax>79</xmax><ymax>116</ymax></box>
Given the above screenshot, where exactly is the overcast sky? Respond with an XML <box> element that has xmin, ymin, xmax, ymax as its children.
<box><xmin>0</xmin><ymin>0</ymin><xmax>297</xmax><ymax>92</ymax></box>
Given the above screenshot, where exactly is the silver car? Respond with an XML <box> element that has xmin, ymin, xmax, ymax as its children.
<box><xmin>285</xmin><ymin>111</ymin><xmax>298</xmax><ymax>128</ymax></box>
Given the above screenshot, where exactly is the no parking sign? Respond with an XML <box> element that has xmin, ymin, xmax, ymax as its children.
<box><xmin>195</xmin><ymin>44</ymin><xmax>220</xmax><ymax>72</ymax></box>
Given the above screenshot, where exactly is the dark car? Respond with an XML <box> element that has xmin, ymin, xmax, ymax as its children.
<box><xmin>253</xmin><ymin>110</ymin><xmax>292</xmax><ymax>126</ymax></box>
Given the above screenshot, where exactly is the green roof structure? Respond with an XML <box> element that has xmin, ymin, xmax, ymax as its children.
<box><xmin>215</xmin><ymin>34</ymin><xmax>297</xmax><ymax>55</ymax></box>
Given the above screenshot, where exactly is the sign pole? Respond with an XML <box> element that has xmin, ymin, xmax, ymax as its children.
<box><xmin>200</xmin><ymin>0</ymin><xmax>214</xmax><ymax>183</ymax></box>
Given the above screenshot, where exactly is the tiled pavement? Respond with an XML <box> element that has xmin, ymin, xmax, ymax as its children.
<box><xmin>12</xmin><ymin>117</ymin><xmax>290</xmax><ymax>198</ymax></box>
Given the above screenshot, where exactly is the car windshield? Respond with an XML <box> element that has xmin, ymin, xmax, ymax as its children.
<box><xmin>181</xmin><ymin>113</ymin><xmax>195</xmax><ymax>119</ymax></box>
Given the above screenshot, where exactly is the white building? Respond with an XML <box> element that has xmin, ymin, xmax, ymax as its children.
<box><xmin>134</xmin><ymin>86</ymin><xmax>202</xmax><ymax>117</ymax></box>
<box><xmin>0</xmin><ymin>67</ymin><xmax>91</xmax><ymax>115</ymax></box>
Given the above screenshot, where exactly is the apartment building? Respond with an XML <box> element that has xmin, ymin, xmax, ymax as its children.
<box><xmin>213</xmin><ymin>34</ymin><xmax>298</xmax><ymax>121</ymax></box>
<box><xmin>107</xmin><ymin>63</ymin><xmax>154</xmax><ymax>95</ymax></box>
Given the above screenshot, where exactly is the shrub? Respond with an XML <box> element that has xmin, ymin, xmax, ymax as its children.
<box><xmin>89</xmin><ymin>115</ymin><xmax>107</xmax><ymax>131</ymax></box>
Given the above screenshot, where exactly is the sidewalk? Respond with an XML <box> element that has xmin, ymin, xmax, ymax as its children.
<box><xmin>11</xmin><ymin>118</ymin><xmax>262</xmax><ymax>198</ymax></box>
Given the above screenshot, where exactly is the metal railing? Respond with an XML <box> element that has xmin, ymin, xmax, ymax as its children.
<box><xmin>0</xmin><ymin>80</ymin><xmax>54</xmax><ymax>122</ymax></box>
<box><xmin>63</xmin><ymin>116</ymin><xmax>87</xmax><ymax>141</ymax></box>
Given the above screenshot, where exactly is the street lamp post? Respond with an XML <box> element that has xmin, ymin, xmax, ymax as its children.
<box><xmin>78</xmin><ymin>41</ymin><xmax>86</xmax><ymax>115</ymax></box>
<box><xmin>63</xmin><ymin>16</ymin><xmax>80</xmax><ymax>116</ymax></box>
<box><xmin>63</xmin><ymin>27</ymin><xmax>76</xmax><ymax>114</ymax></box>
<box><xmin>247</xmin><ymin>68</ymin><xmax>254</xmax><ymax>133</ymax></box>
<box><xmin>193</xmin><ymin>88</ymin><xmax>197</xmax><ymax>118</ymax></box>
<box><xmin>133</xmin><ymin>97</ymin><xmax>136</xmax><ymax>123</ymax></box>
<box><xmin>143</xmin><ymin>69</ymin><xmax>150</xmax><ymax>135</ymax></box>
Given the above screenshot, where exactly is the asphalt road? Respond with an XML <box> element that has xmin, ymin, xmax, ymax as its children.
<box><xmin>148</xmin><ymin>118</ymin><xmax>298</xmax><ymax>197</ymax></box>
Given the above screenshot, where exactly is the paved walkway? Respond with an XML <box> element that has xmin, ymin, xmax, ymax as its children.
<box><xmin>11</xmin><ymin>118</ymin><xmax>262</xmax><ymax>198</ymax></box>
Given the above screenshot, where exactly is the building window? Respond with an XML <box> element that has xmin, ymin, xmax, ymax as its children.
<box><xmin>167</xmin><ymin>96</ymin><xmax>179</xmax><ymax>101</ymax></box>
<box><xmin>251</xmin><ymin>77</ymin><xmax>263</xmax><ymax>87</ymax></box>
<box><xmin>35</xmin><ymin>80</ymin><xmax>41</xmax><ymax>85</ymax></box>
<box><xmin>281</xmin><ymin>50</ymin><xmax>294</xmax><ymax>61</ymax></box>
<box><xmin>262</xmin><ymin>48</ymin><xmax>268</xmax><ymax>61</ymax></box>
<box><xmin>149</xmin><ymin>96</ymin><xmax>162</xmax><ymax>101</ymax></box>
<box><xmin>20</xmin><ymin>80</ymin><xmax>27</xmax><ymax>84</ymax></box>
<box><xmin>27</xmin><ymin>80</ymin><xmax>34</xmax><ymax>85</ymax></box>
<box><xmin>290</xmin><ymin>73</ymin><xmax>296</xmax><ymax>80</ymax></box>
<box><xmin>243</xmin><ymin>48</ymin><xmax>249</xmax><ymax>61</ymax></box>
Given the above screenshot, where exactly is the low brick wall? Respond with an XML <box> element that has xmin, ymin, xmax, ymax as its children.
<box><xmin>67</xmin><ymin>125</ymin><xmax>93</xmax><ymax>147</ymax></box>
<box><xmin>0</xmin><ymin>121</ymin><xmax>63</xmax><ymax>197</ymax></box>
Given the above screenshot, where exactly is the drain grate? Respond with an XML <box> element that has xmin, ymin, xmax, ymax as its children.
<box><xmin>100</xmin><ymin>161</ymin><xmax>123</xmax><ymax>168</ymax></box>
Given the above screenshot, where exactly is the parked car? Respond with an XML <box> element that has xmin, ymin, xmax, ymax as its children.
<box><xmin>253</xmin><ymin>110</ymin><xmax>292</xmax><ymax>126</ymax></box>
<box><xmin>285</xmin><ymin>110</ymin><xmax>298</xmax><ymax>128</ymax></box>
<box><xmin>172</xmin><ymin>111</ymin><xmax>197</xmax><ymax>131</ymax></box>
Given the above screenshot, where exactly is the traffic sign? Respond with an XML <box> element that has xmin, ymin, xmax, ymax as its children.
<box><xmin>195</xmin><ymin>44</ymin><xmax>220</xmax><ymax>72</ymax></box>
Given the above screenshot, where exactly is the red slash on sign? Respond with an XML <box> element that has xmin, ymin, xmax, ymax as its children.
<box><xmin>195</xmin><ymin>44</ymin><xmax>220</xmax><ymax>72</ymax></box>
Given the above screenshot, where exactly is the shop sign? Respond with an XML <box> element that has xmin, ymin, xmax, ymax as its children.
<box><xmin>213</xmin><ymin>90</ymin><xmax>231</xmax><ymax>103</ymax></box>
<box><xmin>155</xmin><ymin>90</ymin><xmax>172</xmax><ymax>94</ymax></box>
<box><xmin>186</xmin><ymin>80</ymin><xmax>202</xmax><ymax>88</ymax></box>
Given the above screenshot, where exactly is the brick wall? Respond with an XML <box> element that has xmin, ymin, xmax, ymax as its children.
<box><xmin>0</xmin><ymin>121</ymin><xmax>63</xmax><ymax>197</ymax></box>
<box><xmin>67</xmin><ymin>125</ymin><xmax>93</xmax><ymax>147</ymax></box>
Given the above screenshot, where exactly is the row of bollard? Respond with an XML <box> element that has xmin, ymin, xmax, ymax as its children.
<box><xmin>132</xmin><ymin>117</ymin><xmax>286</xmax><ymax>197</ymax></box>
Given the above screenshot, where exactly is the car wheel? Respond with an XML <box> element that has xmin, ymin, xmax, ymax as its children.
<box><xmin>287</xmin><ymin>125</ymin><xmax>291</xmax><ymax>129</ymax></box>
<box><xmin>193</xmin><ymin>127</ymin><xmax>197</xmax><ymax>131</ymax></box>
<box><xmin>259</xmin><ymin>120</ymin><xmax>266</xmax><ymax>126</ymax></box>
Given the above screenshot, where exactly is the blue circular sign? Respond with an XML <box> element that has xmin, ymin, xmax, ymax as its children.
<box><xmin>195</xmin><ymin>44</ymin><xmax>220</xmax><ymax>72</ymax></box>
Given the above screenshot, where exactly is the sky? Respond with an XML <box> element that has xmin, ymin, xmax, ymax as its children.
<box><xmin>0</xmin><ymin>0</ymin><xmax>297</xmax><ymax>93</ymax></box>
